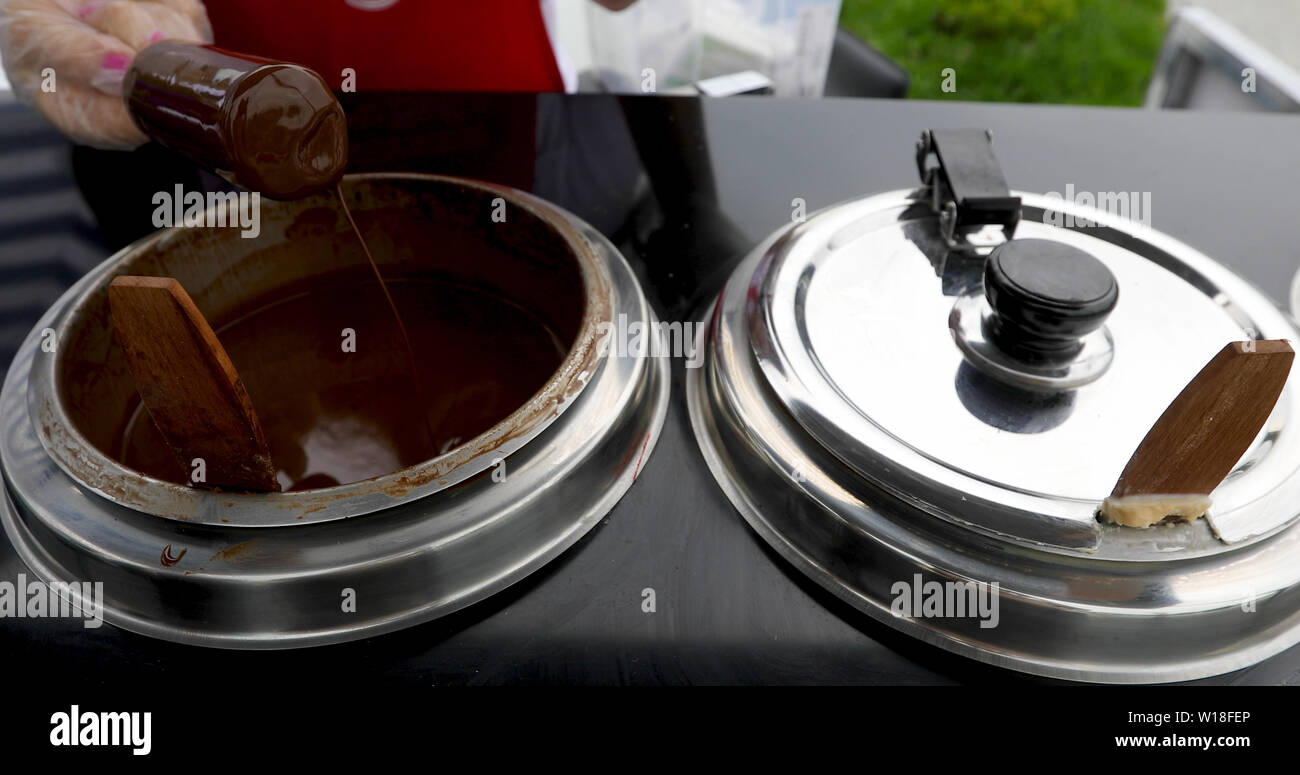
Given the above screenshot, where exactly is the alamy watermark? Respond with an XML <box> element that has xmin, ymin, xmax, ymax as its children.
<box><xmin>1042</xmin><ymin>184</ymin><xmax>1152</xmax><ymax>228</ymax></box>
<box><xmin>890</xmin><ymin>573</ymin><xmax>1000</xmax><ymax>629</ymax></box>
<box><xmin>0</xmin><ymin>573</ymin><xmax>103</xmax><ymax>629</ymax></box>
<box><xmin>50</xmin><ymin>705</ymin><xmax>151</xmax><ymax>755</ymax></box>
<box><xmin>597</xmin><ymin>313</ymin><xmax>705</xmax><ymax>368</ymax></box>
<box><xmin>152</xmin><ymin>184</ymin><xmax>261</xmax><ymax>238</ymax></box>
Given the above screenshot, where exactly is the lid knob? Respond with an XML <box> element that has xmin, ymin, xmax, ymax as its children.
<box><xmin>983</xmin><ymin>239</ymin><xmax>1119</xmax><ymax>363</ymax></box>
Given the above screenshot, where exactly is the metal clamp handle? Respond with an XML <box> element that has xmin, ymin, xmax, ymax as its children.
<box><xmin>916</xmin><ymin>129</ymin><xmax>1021</xmax><ymax>250</ymax></box>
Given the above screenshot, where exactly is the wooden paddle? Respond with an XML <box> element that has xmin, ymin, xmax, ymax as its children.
<box><xmin>108</xmin><ymin>276</ymin><xmax>280</xmax><ymax>492</ymax></box>
<box><xmin>1101</xmin><ymin>340</ymin><xmax>1294</xmax><ymax>527</ymax></box>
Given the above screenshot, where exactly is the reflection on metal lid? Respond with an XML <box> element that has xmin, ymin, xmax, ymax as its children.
<box><xmin>748</xmin><ymin>189</ymin><xmax>1299</xmax><ymax>552</ymax></box>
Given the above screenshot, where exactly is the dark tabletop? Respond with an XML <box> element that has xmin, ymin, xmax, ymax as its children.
<box><xmin>3</xmin><ymin>92</ymin><xmax>1300</xmax><ymax>687</ymax></box>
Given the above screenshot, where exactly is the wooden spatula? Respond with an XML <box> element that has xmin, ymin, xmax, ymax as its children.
<box><xmin>108</xmin><ymin>276</ymin><xmax>280</xmax><ymax>492</ymax></box>
<box><xmin>1101</xmin><ymin>340</ymin><xmax>1294</xmax><ymax>527</ymax></box>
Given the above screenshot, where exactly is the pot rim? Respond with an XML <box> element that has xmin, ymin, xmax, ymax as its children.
<box><xmin>26</xmin><ymin>172</ymin><xmax>613</xmax><ymax>526</ymax></box>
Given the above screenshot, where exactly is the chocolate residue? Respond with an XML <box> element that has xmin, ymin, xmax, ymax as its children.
<box><xmin>209</xmin><ymin>541</ymin><xmax>257</xmax><ymax>563</ymax></box>
<box><xmin>44</xmin><ymin>177</ymin><xmax>606</xmax><ymax>513</ymax></box>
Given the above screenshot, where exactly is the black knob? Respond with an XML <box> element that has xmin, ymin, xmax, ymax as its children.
<box><xmin>983</xmin><ymin>238</ymin><xmax>1118</xmax><ymax>363</ymax></box>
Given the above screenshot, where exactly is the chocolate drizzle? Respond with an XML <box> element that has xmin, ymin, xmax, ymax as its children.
<box><xmin>336</xmin><ymin>182</ymin><xmax>436</xmax><ymax>449</ymax></box>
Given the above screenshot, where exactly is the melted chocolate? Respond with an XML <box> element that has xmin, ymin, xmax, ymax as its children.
<box><xmin>336</xmin><ymin>184</ymin><xmax>436</xmax><ymax>449</ymax></box>
<box><xmin>125</xmin><ymin>41</ymin><xmax>348</xmax><ymax>199</ymax></box>
<box><xmin>117</xmin><ymin>272</ymin><xmax>568</xmax><ymax>490</ymax></box>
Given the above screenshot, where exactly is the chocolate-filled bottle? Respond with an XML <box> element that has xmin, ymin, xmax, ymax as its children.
<box><xmin>124</xmin><ymin>41</ymin><xmax>348</xmax><ymax>200</ymax></box>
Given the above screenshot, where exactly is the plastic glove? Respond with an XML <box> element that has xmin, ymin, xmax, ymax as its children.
<box><xmin>0</xmin><ymin>0</ymin><xmax>211</xmax><ymax>149</ymax></box>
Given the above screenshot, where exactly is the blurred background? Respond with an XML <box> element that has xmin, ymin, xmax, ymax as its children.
<box><xmin>3</xmin><ymin>1</ymin><xmax>1298</xmax><ymax>105</ymax></box>
<box><xmin>559</xmin><ymin>0</ymin><xmax>1300</xmax><ymax>109</ymax></box>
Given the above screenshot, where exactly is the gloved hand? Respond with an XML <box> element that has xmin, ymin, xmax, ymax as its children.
<box><xmin>0</xmin><ymin>0</ymin><xmax>211</xmax><ymax>149</ymax></box>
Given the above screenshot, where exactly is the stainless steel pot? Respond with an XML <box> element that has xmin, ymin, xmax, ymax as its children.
<box><xmin>0</xmin><ymin>173</ymin><xmax>668</xmax><ymax>648</ymax></box>
<box><xmin>688</xmin><ymin>133</ymin><xmax>1300</xmax><ymax>683</ymax></box>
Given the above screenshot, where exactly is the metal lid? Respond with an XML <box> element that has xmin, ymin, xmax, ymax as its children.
<box><xmin>689</xmin><ymin>130</ymin><xmax>1300</xmax><ymax>682</ymax></box>
<box><xmin>748</xmin><ymin>186</ymin><xmax>1300</xmax><ymax>555</ymax></box>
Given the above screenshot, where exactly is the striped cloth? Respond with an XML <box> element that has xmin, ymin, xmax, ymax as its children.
<box><xmin>0</xmin><ymin>101</ymin><xmax>108</xmax><ymax>376</ymax></box>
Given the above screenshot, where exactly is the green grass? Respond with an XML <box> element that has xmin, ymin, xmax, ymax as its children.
<box><xmin>839</xmin><ymin>0</ymin><xmax>1167</xmax><ymax>105</ymax></box>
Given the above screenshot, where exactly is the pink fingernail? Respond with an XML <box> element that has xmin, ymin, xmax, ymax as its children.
<box><xmin>78</xmin><ymin>1</ymin><xmax>105</xmax><ymax>19</ymax></box>
<box><xmin>148</xmin><ymin>30</ymin><xmax>166</xmax><ymax>43</ymax></box>
<box><xmin>101</xmin><ymin>52</ymin><xmax>130</xmax><ymax>71</ymax></box>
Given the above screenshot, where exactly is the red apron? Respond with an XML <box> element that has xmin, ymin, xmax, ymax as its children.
<box><xmin>203</xmin><ymin>0</ymin><xmax>565</xmax><ymax>92</ymax></box>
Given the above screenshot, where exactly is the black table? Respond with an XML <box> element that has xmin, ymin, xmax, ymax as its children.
<box><xmin>4</xmin><ymin>93</ymin><xmax>1300</xmax><ymax>686</ymax></box>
